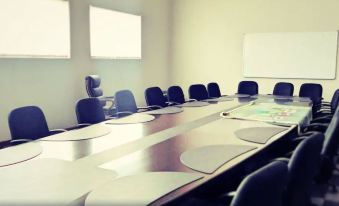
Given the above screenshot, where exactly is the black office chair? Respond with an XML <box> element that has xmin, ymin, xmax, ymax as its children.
<box><xmin>299</xmin><ymin>83</ymin><xmax>323</xmax><ymax>114</ymax></box>
<box><xmin>189</xmin><ymin>84</ymin><xmax>209</xmax><ymax>101</ymax></box>
<box><xmin>207</xmin><ymin>82</ymin><xmax>222</xmax><ymax>98</ymax></box>
<box><xmin>237</xmin><ymin>81</ymin><xmax>258</xmax><ymax>96</ymax></box>
<box><xmin>273</xmin><ymin>82</ymin><xmax>294</xmax><ymax>96</ymax></box>
<box><xmin>312</xmin><ymin>106</ymin><xmax>339</xmax><ymax>188</ymax></box>
<box><xmin>284</xmin><ymin>132</ymin><xmax>324</xmax><ymax>206</ymax></box>
<box><xmin>114</xmin><ymin>90</ymin><xmax>149</xmax><ymax>117</ymax></box>
<box><xmin>313</xmin><ymin>89</ymin><xmax>339</xmax><ymax>120</ymax></box>
<box><xmin>167</xmin><ymin>86</ymin><xmax>187</xmax><ymax>104</ymax></box>
<box><xmin>85</xmin><ymin>75</ymin><xmax>115</xmax><ymax>115</ymax></box>
<box><xmin>230</xmin><ymin>161</ymin><xmax>288</xmax><ymax>206</ymax></box>
<box><xmin>8</xmin><ymin>106</ymin><xmax>66</xmax><ymax>144</ymax></box>
<box><xmin>76</xmin><ymin>98</ymin><xmax>106</xmax><ymax>124</ymax></box>
<box><xmin>144</xmin><ymin>86</ymin><xmax>170</xmax><ymax>108</ymax></box>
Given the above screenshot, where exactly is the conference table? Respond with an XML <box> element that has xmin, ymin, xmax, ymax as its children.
<box><xmin>0</xmin><ymin>95</ymin><xmax>312</xmax><ymax>206</ymax></box>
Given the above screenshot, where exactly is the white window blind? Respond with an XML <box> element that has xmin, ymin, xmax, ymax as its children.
<box><xmin>0</xmin><ymin>0</ymin><xmax>70</xmax><ymax>58</ymax></box>
<box><xmin>90</xmin><ymin>6</ymin><xmax>142</xmax><ymax>59</ymax></box>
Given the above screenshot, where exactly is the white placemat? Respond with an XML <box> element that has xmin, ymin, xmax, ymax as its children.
<box><xmin>180</xmin><ymin>145</ymin><xmax>257</xmax><ymax>174</ymax></box>
<box><xmin>106</xmin><ymin>113</ymin><xmax>155</xmax><ymax>124</ymax></box>
<box><xmin>85</xmin><ymin>172</ymin><xmax>203</xmax><ymax>206</ymax></box>
<box><xmin>179</xmin><ymin>101</ymin><xmax>210</xmax><ymax>107</ymax></box>
<box><xmin>235</xmin><ymin>127</ymin><xmax>288</xmax><ymax>144</ymax></box>
<box><xmin>0</xmin><ymin>159</ymin><xmax>117</xmax><ymax>205</ymax></box>
<box><xmin>0</xmin><ymin>142</ymin><xmax>42</xmax><ymax>167</ymax></box>
<box><xmin>144</xmin><ymin>106</ymin><xmax>184</xmax><ymax>115</ymax></box>
<box><xmin>41</xmin><ymin>124</ymin><xmax>111</xmax><ymax>141</ymax></box>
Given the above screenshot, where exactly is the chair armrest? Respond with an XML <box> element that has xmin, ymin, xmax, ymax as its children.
<box><xmin>147</xmin><ymin>105</ymin><xmax>163</xmax><ymax>110</ymax></box>
<box><xmin>49</xmin><ymin>129</ymin><xmax>67</xmax><ymax>135</ymax></box>
<box><xmin>303</xmin><ymin>123</ymin><xmax>329</xmax><ymax>133</ymax></box>
<box><xmin>311</xmin><ymin>115</ymin><xmax>333</xmax><ymax>124</ymax></box>
<box><xmin>10</xmin><ymin>139</ymin><xmax>32</xmax><ymax>146</ymax></box>
<box><xmin>166</xmin><ymin>101</ymin><xmax>181</xmax><ymax>106</ymax></box>
<box><xmin>187</xmin><ymin>99</ymin><xmax>198</xmax><ymax>102</ymax></box>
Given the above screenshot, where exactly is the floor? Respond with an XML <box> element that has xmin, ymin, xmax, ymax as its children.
<box><xmin>312</xmin><ymin>165</ymin><xmax>339</xmax><ymax>206</ymax></box>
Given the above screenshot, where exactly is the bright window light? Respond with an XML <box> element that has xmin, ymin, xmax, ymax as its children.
<box><xmin>90</xmin><ymin>6</ymin><xmax>142</xmax><ymax>59</ymax></box>
<box><xmin>0</xmin><ymin>0</ymin><xmax>70</xmax><ymax>58</ymax></box>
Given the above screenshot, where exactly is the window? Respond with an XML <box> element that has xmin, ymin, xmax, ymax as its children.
<box><xmin>0</xmin><ymin>0</ymin><xmax>70</xmax><ymax>58</ymax></box>
<box><xmin>90</xmin><ymin>6</ymin><xmax>142</xmax><ymax>59</ymax></box>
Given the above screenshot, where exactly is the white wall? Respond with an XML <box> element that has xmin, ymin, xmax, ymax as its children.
<box><xmin>0</xmin><ymin>0</ymin><xmax>171</xmax><ymax>141</ymax></box>
<box><xmin>170</xmin><ymin>0</ymin><xmax>339</xmax><ymax>100</ymax></box>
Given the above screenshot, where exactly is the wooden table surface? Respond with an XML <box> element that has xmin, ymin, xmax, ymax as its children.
<box><xmin>0</xmin><ymin>96</ymin><xmax>309</xmax><ymax>206</ymax></box>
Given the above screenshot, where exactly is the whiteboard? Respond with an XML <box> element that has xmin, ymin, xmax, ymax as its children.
<box><xmin>0</xmin><ymin>0</ymin><xmax>70</xmax><ymax>58</ymax></box>
<box><xmin>90</xmin><ymin>6</ymin><xmax>141</xmax><ymax>59</ymax></box>
<box><xmin>243</xmin><ymin>32</ymin><xmax>338</xmax><ymax>79</ymax></box>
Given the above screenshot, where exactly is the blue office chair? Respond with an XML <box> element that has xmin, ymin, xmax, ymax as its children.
<box><xmin>313</xmin><ymin>106</ymin><xmax>339</xmax><ymax>188</ymax></box>
<box><xmin>8</xmin><ymin>106</ymin><xmax>65</xmax><ymax>143</ymax></box>
<box><xmin>273</xmin><ymin>82</ymin><xmax>294</xmax><ymax>96</ymax></box>
<box><xmin>167</xmin><ymin>86</ymin><xmax>187</xmax><ymax>104</ymax></box>
<box><xmin>230</xmin><ymin>161</ymin><xmax>288</xmax><ymax>206</ymax></box>
<box><xmin>189</xmin><ymin>84</ymin><xmax>209</xmax><ymax>101</ymax></box>
<box><xmin>76</xmin><ymin>98</ymin><xmax>106</xmax><ymax>124</ymax></box>
<box><xmin>237</xmin><ymin>81</ymin><xmax>258</xmax><ymax>96</ymax></box>
<box><xmin>114</xmin><ymin>90</ymin><xmax>149</xmax><ymax>117</ymax></box>
<box><xmin>85</xmin><ymin>75</ymin><xmax>115</xmax><ymax>115</ymax></box>
<box><xmin>313</xmin><ymin>89</ymin><xmax>339</xmax><ymax>120</ymax></box>
<box><xmin>284</xmin><ymin>132</ymin><xmax>324</xmax><ymax>206</ymax></box>
<box><xmin>144</xmin><ymin>86</ymin><xmax>169</xmax><ymax>108</ymax></box>
<box><xmin>207</xmin><ymin>82</ymin><xmax>222</xmax><ymax>98</ymax></box>
<box><xmin>299</xmin><ymin>83</ymin><xmax>323</xmax><ymax>113</ymax></box>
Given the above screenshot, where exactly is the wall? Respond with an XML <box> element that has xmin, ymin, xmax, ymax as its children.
<box><xmin>0</xmin><ymin>0</ymin><xmax>171</xmax><ymax>141</ymax></box>
<box><xmin>170</xmin><ymin>0</ymin><xmax>339</xmax><ymax>100</ymax></box>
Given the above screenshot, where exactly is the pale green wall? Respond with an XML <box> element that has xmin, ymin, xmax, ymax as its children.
<box><xmin>170</xmin><ymin>0</ymin><xmax>339</xmax><ymax>100</ymax></box>
<box><xmin>0</xmin><ymin>0</ymin><xmax>171</xmax><ymax>140</ymax></box>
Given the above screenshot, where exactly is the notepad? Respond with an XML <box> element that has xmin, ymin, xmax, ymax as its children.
<box><xmin>106</xmin><ymin>113</ymin><xmax>155</xmax><ymax>124</ymax></box>
<box><xmin>0</xmin><ymin>142</ymin><xmax>42</xmax><ymax>167</ymax></box>
<box><xmin>144</xmin><ymin>106</ymin><xmax>184</xmax><ymax>115</ymax></box>
<box><xmin>41</xmin><ymin>124</ymin><xmax>111</xmax><ymax>141</ymax></box>
<box><xmin>85</xmin><ymin>172</ymin><xmax>203</xmax><ymax>206</ymax></box>
<box><xmin>235</xmin><ymin>127</ymin><xmax>288</xmax><ymax>144</ymax></box>
<box><xmin>180</xmin><ymin>145</ymin><xmax>257</xmax><ymax>174</ymax></box>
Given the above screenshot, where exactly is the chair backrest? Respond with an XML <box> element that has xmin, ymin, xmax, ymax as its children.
<box><xmin>115</xmin><ymin>90</ymin><xmax>138</xmax><ymax>114</ymax></box>
<box><xmin>76</xmin><ymin>98</ymin><xmax>106</xmax><ymax>124</ymax></box>
<box><xmin>207</xmin><ymin>82</ymin><xmax>221</xmax><ymax>98</ymax></box>
<box><xmin>330</xmin><ymin>89</ymin><xmax>339</xmax><ymax>112</ymax></box>
<box><xmin>230</xmin><ymin>161</ymin><xmax>288</xmax><ymax>206</ymax></box>
<box><xmin>85</xmin><ymin>75</ymin><xmax>104</xmax><ymax>98</ymax></box>
<box><xmin>167</xmin><ymin>86</ymin><xmax>186</xmax><ymax>104</ymax></box>
<box><xmin>285</xmin><ymin>132</ymin><xmax>324</xmax><ymax>206</ymax></box>
<box><xmin>144</xmin><ymin>87</ymin><xmax>168</xmax><ymax>108</ymax></box>
<box><xmin>299</xmin><ymin>83</ymin><xmax>323</xmax><ymax>106</ymax></box>
<box><xmin>189</xmin><ymin>84</ymin><xmax>209</xmax><ymax>101</ymax></box>
<box><xmin>237</xmin><ymin>81</ymin><xmax>258</xmax><ymax>95</ymax></box>
<box><xmin>8</xmin><ymin>106</ymin><xmax>51</xmax><ymax>140</ymax></box>
<box><xmin>273</xmin><ymin>82</ymin><xmax>294</xmax><ymax>96</ymax></box>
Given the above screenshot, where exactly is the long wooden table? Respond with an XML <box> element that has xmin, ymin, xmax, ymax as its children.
<box><xmin>0</xmin><ymin>96</ymin><xmax>311</xmax><ymax>205</ymax></box>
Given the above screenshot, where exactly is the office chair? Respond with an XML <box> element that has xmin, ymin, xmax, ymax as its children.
<box><xmin>189</xmin><ymin>84</ymin><xmax>209</xmax><ymax>101</ymax></box>
<box><xmin>230</xmin><ymin>161</ymin><xmax>288</xmax><ymax>206</ymax></box>
<box><xmin>207</xmin><ymin>82</ymin><xmax>222</xmax><ymax>98</ymax></box>
<box><xmin>313</xmin><ymin>89</ymin><xmax>339</xmax><ymax>120</ymax></box>
<box><xmin>114</xmin><ymin>90</ymin><xmax>149</xmax><ymax>117</ymax></box>
<box><xmin>299</xmin><ymin>83</ymin><xmax>323</xmax><ymax>114</ymax></box>
<box><xmin>144</xmin><ymin>87</ymin><xmax>170</xmax><ymax>108</ymax></box>
<box><xmin>167</xmin><ymin>86</ymin><xmax>187</xmax><ymax>104</ymax></box>
<box><xmin>284</xmin><ymin>132</ymin><xmax>324</xmax><ymax>206</ymax></box>
<box><xmin>85</xmin><ymin>75</ymin><xmax>115</xmax><ymax>115</ymax></box>
<box><xmin>76</xmin><ymin>98</ymin><xmax>106</xmax><ymax>124</ymax></box>
<box><xmin>237</xmin><ymin>81</ymin><xmax>258</xmax><ymax>96</ymax></box>
<box><xmin>273</xmin><ymin>82</ymin><xmax>294</xmax><ymax>96</ymax></box>
<box><xmin>8</xmin><ymin>106</ymin><xmax>66</xmax><ymax>144</ymax></box>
